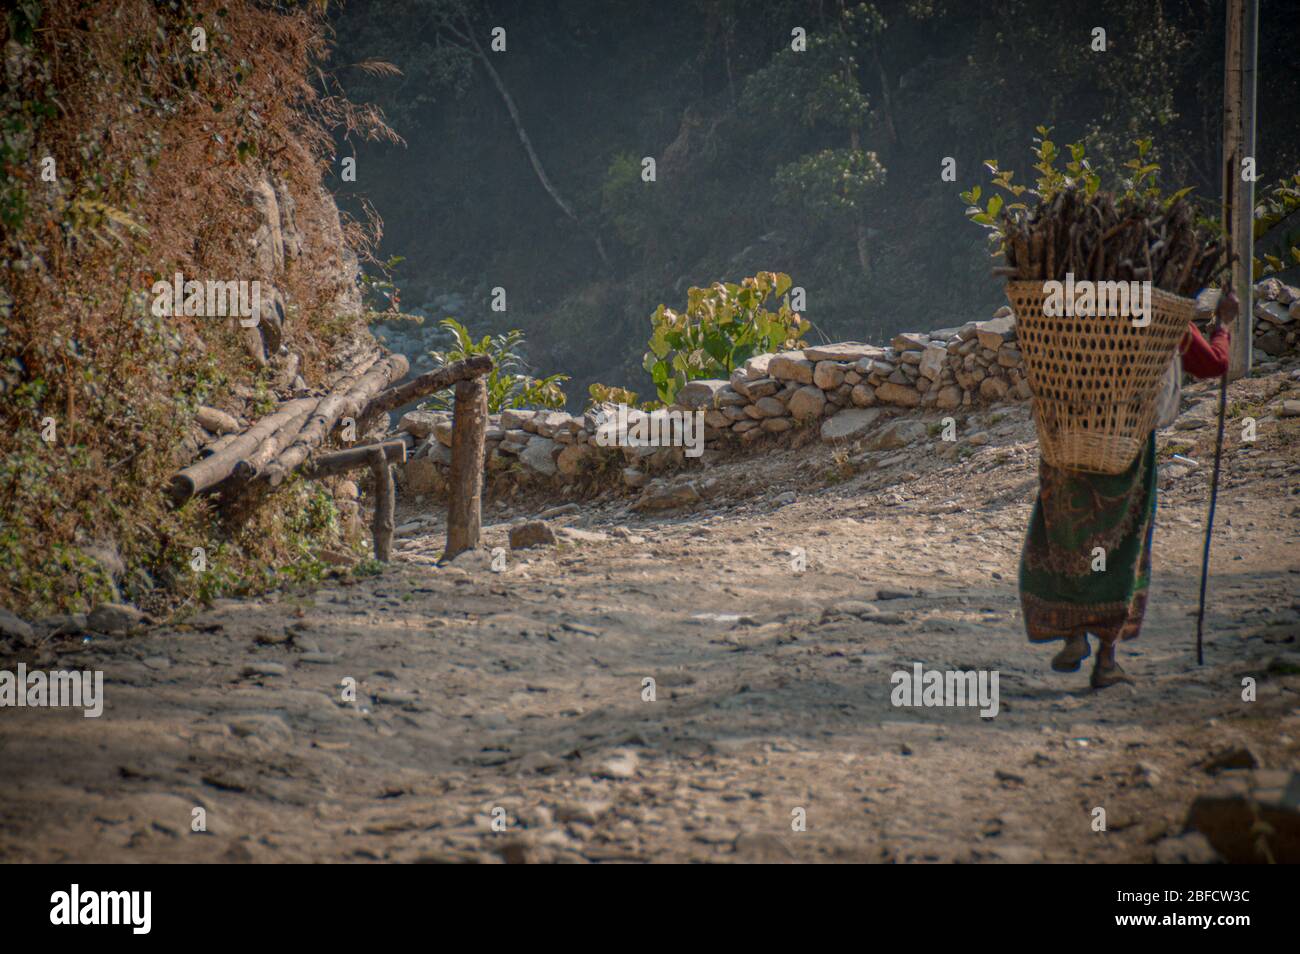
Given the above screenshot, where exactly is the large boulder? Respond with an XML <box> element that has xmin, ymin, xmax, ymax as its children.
<box><xmin>820</xmin><ymin>407</ymin><xmax>885</xmax><ymax>442</ymax></box>
<box><xmin>934</xmin><ymin>385</ymin><xmax>963</xmax><ymax>410</ymax></box>
<box><xmin>863</xmin><ymin>419</ymin><xmax>926</xmax><ymax>451</ymax></box>
<box><xmin>768</xmin><ymin>352</ymin><xmax>815</xmax><ymax>384</ymax></box>
<box><xmin>519</xmin><ymin>436</ymin><xmax>558</xmax><ymax>476</ymax></box>
<box><xmin>875</xmin><ymin>381</ymin><xmax>922</xmax><ymax>408</ymax></box>
<box><xmin>803</xmin><ymin>342</ymin><xmax>885</xmax><ymax>362</ymax></box>
<box><xmin>556</xmin><ymin>442</ymin><xmax>594</xmax><ymax>476</ymax></box>
<box><xmin>979</xmin><ymin>375</ymin><xmax>1010</xmax><ymax>401</ymax></box>
<box><xmin>813</xmin><ymin>361</ymin><xmax>847</xmax><ymax>390</ymax></box>
<box><xmin>1186</xmin><ymin>770</ymin><xmax>1300</xmax><ymax>864</ymax></box>
<box><xmin>975</xmin><ymin>315</ymin><xmax>1016</xmax><ymax>350</ymax></box>
<box><xmin>397</xmin><ymin>410</ymin><xmax>445</xmax><ymax>440</ymax></box>
<box><xmin>677</xmin><ymin>379</ymin><xmax>730</xmax><ymax>409</ymax></box>
<box><xmin>787</xmin><ymin>385</ymin><xmax>827</xmax><ymax>421</ymax></box>
<box><xmin>500</xmin><ymin>408</ymin><xmax>538</xmax><ymax>431</ymax></box>
<box><xmin>918</xmin><ymin>343</ymin><xmax>947</xmax><ymax>380</ymax></box>
<box><xmin>402</xmin><ymin>458</ymin><xmax>441</xmax><ymax>494</ymax></box>
<box><xmin>892</xmin><ymin>333</ymin><xmax>929</xmax><ymax>352</ymax></box>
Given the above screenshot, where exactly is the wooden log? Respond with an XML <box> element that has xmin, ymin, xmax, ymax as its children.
<box><xmin>369</xmin><ymin>446</ymin><xmax>395</xmax><ymax>563</ymax></box>
<box><xmin>195</xmin><ymin>406</ymin><xmax>240</xmax><ymax>434</ymax></box>
<box><xmin>362</xmin><ymin>355</ymin><xmax>493</xmax><ymax>423</ymax></box>
<box><xmin>262</xmin><ymin>353</ymin><xmax>409</xmax><ymax>486</ymax></box>
<box><xmin>445</xmin><ymin>376</ymin><xmax>487</xmax><ymax>560</ymax></box>
<box><xmin>306</xmin><ymin>436</ymin><xmax>411</xmax><ymax>478</ymax></box>
<box><xmin>201</xmin><ymin>433</ymin><xmax>238</xmax><ymax>458</ymax></box>
<box><xmin>169</xmin><ymin>397</ymin><xmax>317</xmax><ymax>505</ymax></box>
<box><xmin>231</xmin><ymin>401</ymin><xmax>315</xmax><ymax>482</ymax></box>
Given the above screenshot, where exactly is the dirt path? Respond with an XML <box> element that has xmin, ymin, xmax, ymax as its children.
<box><xmin>3</xmin><ymin>370</ymin><xmax>1298</xmax><ymax>863</ymax></box>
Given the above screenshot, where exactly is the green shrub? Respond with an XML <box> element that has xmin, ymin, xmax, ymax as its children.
<box><xmin>642</xmin><ymin>271</ymin><xmax>807</xmax><ymax>405</ymax></box>
<box><xmin>424</xmin><ymin>318</ymin><xmax>567</xmax><ymax>414</ymax></box>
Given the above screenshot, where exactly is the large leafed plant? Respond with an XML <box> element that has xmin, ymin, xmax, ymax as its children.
<box><xmin>642</xmin><ymin>271</ymin><xmax>807</xmax><ymax>405</ymax></box>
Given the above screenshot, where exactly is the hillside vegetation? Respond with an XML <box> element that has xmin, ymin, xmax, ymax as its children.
<box><xmin>0</xmin><ymin>1</ymin><xmax>385</xmax><ymax>614</ymax></box>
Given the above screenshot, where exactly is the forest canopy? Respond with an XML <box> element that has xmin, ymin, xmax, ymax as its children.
<box><xmin>331</xmin><ymin>0</ymin><xmax>1300</xmax><ymax>401</ymax></box>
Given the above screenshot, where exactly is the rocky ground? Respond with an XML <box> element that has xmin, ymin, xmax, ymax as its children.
<box><xmin>2</xmin><ymin>365</ymin><xmax>1298</xmax><ymax>864</ymax></box>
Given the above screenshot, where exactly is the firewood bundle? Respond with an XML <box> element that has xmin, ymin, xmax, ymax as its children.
<box><xmin>997</xmin><ymin>189</ymin><xmax>1225</xmax><ymax>296</ymax></box>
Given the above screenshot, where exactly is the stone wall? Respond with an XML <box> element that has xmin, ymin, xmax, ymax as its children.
<box><xmin>394</xmin><ymin>279</ymin><xmax>1299</xmax><ymax>502</ymax></box>
<box><xmin>1253</xmin><ymin>277</ymin><xmax>1300</xmax><ymax>358</ymax></box>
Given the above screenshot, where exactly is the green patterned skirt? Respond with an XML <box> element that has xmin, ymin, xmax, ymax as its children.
<box><xmin>1019</xmin><ymin>432</ymin><xmax>1157</xmax><ymax>647</ymax></box>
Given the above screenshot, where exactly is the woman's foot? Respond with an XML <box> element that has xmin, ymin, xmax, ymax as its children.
<box><xmin>1051</xmin><ymin>633</ymin><xmax>1091</xmax><ymax>672</ymax></box>
<box><xmin>1090</xmin><ymin>644</ymin><xmax>1134</xmax><ymax>689</ymax></box>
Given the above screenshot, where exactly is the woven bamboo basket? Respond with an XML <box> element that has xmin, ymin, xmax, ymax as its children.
<box><xmin>1005</xmin><ymin>280</ymin><xmax>1194</xmax><ymax>475</ymax></box>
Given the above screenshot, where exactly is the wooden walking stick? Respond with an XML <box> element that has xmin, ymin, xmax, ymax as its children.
<box><xmin>1195</xmin><ymin>123</ymin><xmax>1242</xmax><ymax>666</ymax></box>
<box><xmin>1194</xmin><ymin>281</ymin><xmax>1233</xmax><ymax>666</ymax></box>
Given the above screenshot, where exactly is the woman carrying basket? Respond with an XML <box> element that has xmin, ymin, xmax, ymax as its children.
<box><xmin>1018</xmin><ymin>288</ymin><xmax>1237</xmax><ymax>689</ymax></box>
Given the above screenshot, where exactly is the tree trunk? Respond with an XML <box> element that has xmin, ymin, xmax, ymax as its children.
<box><xmin>445</xmin><ymin>376</ymin><xmax>487</xmax><ymax>560</ymax></box>
<box><xmin>849</xmin><ymin>126</ymin><xmax>871</xmax><ymax>275</ymax></box>
<box><xmin>872</xmin><ymin>39</ymin><xmax>901</xmax><ymax>149</ymax></box>
<box><xmin>462</xmin><ymin>16</ymin><xmax>610</xmax><ymax>267</ymax></box>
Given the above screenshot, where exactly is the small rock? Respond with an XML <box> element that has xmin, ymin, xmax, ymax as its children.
<box><xmin>1153</xmin><ymin>831</ymin><xmax>1222</xmax><ymax>864</ymax></box>
<box><xmin>0</xmin><ymin>608</ymin><xmax>35</xmax><ymax>643</ymax></box>
<box><xmin>87</xmin><ymin>602</ymin><xmax>146</xmax><ymax>635</ymax></box>
<box><xmin>509</xmin><ymin>521</ymin><xmax>557</xmax><ymax>550</ymax></box>
<box><xmin>597</xmin><ymin>750</ymin><xmax>640</xmax><ymax>780</ymax></box>
<box><xmin>240</xmin><ymin>662</ymin><xmax>287</xmax><ymax>678</ymax></box>
<box><xmin>1201</xmin><ymin>746</ymin><xmax>1261</xmax><ymax>774</ymax></box>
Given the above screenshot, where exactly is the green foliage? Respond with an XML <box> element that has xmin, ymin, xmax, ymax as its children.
<box><xmin>642</xmin><ymin>272</ymin><xmax>807</xmax><ymax>404</ymax></box>
<box><xmin>1254</xmin><ymin>173</ymin><xmax>1300</xmax><ymax>278</ymax></box>
<box><xmin>586</xmin><ymin>382</ymin><xmax>641</xmax><ymax>410</ymax></box>
<box><xmin>774</xmin><ymin>147</ymin><xmax>885</xmax><ymax>223</ymax></box>
<box><xmin>600</xmin><ymin>153</ymin><xmax>655</xmax><ymax>248</ymax></box>
<box><xmin>424</xmin><ymin>318</ymin><xmax>568</xmax><ymax>413</ymax></box>
<box><xmin>360</xmin><ymin>254</ymin><xmax>409</xmax><ymax>317</ymax></box>
<box><xmin>960</xmin><ymin>129</ymin><xmax>1195</xmax><ymax>256</ymax></box>
<box><xmin>740</xmin><ymin>21</ymin><xmax>874</xmax><ymax>132</ymax></box>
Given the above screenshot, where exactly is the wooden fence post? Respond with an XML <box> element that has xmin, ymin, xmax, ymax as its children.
<box><xmin>445</xmin><ymin>376</ymin><xmax>487</xmax><ymax>559</ymax></box>
<box><xmin>369</xmin><ymin>446</ymin><xmax>395</xmax><ymax>562</ymax></box>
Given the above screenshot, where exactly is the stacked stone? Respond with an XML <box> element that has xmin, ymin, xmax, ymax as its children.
<box><xmin>396</xmin><ymin>406</ymin><xmax>604</xmax><ymax>493</ymax></box>
<box><xmin>1252</xmin><ymin>278</ymin><xmax>1300</xmax><ymax>358</ymax></box>
<box><xmin>392</xmin><ymin>306</ymin><xmax>1037</xmax><ymax>493</ymax></box>
<box><xmin>710</xmin><ymin>305</ymin><xmax>1030</xmax><ymax>441</ymax></box>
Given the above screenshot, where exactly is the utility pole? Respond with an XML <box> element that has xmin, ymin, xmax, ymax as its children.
<box><xmin>1222</xmin><ymin>0</ymin><xmax>1259</xmax><ymax>379</ymax></box>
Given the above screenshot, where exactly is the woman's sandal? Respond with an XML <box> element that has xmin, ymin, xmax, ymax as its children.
<box><xmin>1051</xmin><ymin>633</ymin><xmax>1091</xmax><ymax>672</ymax></box>
<box><xmin>1090</xmin><ymin>655</ymin><xmax>1135</xmax><ymax>689</ymax></box>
